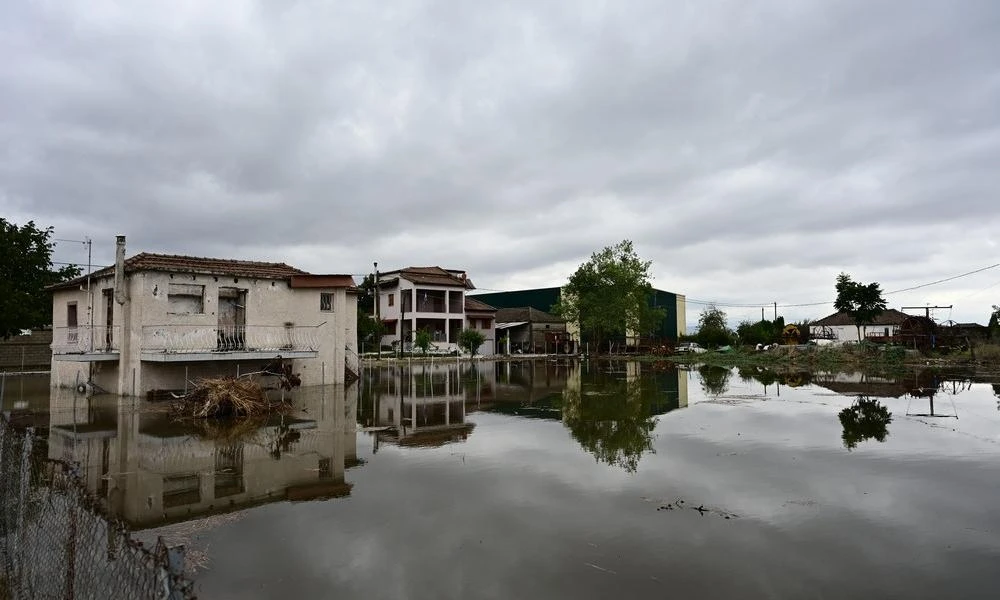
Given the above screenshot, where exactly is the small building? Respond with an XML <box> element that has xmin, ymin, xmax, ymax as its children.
<box><xmin>469</xmin><ymin>286</ymin><xmax>687</xmax><ymax>345</ymax></box>
<box><xmin>47</xmin><ymin>237</ymin><xmax>358</xmax><ymax>396</ymax></box>
<box><xmin>494</xmin><ymin>307</ymin><xmax>573</xmax><ymax>354</ymax></box>
<box><xmin>376</xmin><ymin>266</ymin><xmax>494</xmax><ymax>355</ymax></box>
<box><xmin>463</xmin><ymin>297</ymin><xmax>497</xmax><ymax>356</ymax></box>
<box><xmin>809</xmin><ymin>309</ymin><xmax>910</xmax><ymax>343</ymax></box>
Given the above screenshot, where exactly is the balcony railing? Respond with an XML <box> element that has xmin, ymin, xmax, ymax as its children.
<box><xmin>51</xmin><ymin>326</ymin><xmax>121</xmax><ymax>354</ymax></box>
<box><xmin>140</xmin><ymin>325</ymin><xmax>321</xmax><ymax>354</ymax></box>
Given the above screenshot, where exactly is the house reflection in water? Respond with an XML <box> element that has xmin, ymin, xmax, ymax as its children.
<box><xmin>46</xmin><ymin>384</ymin><xmax>358</xmax><ymax>529</ymax></box>
<box><xmin>363</xmin><ymin>362</ymin><xmax>482</xmax><ymax>448</ymax></box>
<box><xmin>359</xmin><ymin>359</ymin><xmax>689</xmax><ymax>471</ymax></box>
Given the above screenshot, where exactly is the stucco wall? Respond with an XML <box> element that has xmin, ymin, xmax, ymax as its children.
<box><xmin>51</xmin><ymin>271</ymin><xmax>357</xmax><ymax>394</ymax></box>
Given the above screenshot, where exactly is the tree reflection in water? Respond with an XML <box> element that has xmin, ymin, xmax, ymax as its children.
<box><xmin>562</xmin><ymin>376</ymin><xmax>657</xmax><ymax>473</ymax></box>
<box><xmin>838</xmin><ymin>395</ymin><xmax>892</xmax><ymax>450</ymax></box>
<box><xmin>698</xmin><ymin>365</ymin><xmax>731</xmax><ymax>397</ymax></box>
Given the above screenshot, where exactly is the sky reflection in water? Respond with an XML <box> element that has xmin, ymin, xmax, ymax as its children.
<box><xmin>3</xmin><ymin>360</ymin><xmax>999</xmax><ymax>599</ymax></box>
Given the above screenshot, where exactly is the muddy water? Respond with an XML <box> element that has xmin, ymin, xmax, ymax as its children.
<box><xmin>3</xmin><ymin>362</ymin><xmax>999</xmax><ymax>599</ymax></box>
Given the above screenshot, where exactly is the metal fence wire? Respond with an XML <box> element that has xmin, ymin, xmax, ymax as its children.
<box><xmin>0</xmin><ymin>417</ymin><xmax>196</xmax><ymax>600</ymax></box>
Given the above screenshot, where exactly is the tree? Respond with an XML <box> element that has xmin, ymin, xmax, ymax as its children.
<box><xmin>698</xmin><ymin>364</ymin><xmax>731</xmax><ymax>396</ymax></box>
<box><xmin>355</xmin><ymin>274</ymin><xmax>385</xmax><ymax>352</ymax></box>
<box><xmin>413</xmin><ymin>328</ymin><xmax>433</xmax><ymax>355</ymax></box>
<box><xmin>553</xmin><ymin>240</ymin><xmax>664</xmax><ymax>352</ymax></box>
<box><xmin>833</xmin><ymin>272</ymin><xmax>887</xmax><ymax>342</ymax></box>
<box><xmin>0</xmin><ymin>219</ymin><xmax>81</xmax><ymax>339</ymax></box>
<box><xmin>989</xmin><ymin>305</ymin><xmax>1000</xmax><ymax>341</ymax></box>
<box><xmin>838</xmin><ymin>396</ymin><xmax>892</xmax><ymax>450</ymax></box>
<box><xmin>696</xmin><ymin>305</ymin><xmax>732</xmax><ymax>348</ymax></box>
<box><xmin>561</xmin><ymin>370</ymin><xmax>658</xmax><ymax>473</ymax></box>
<box><xmin>457</xmin><ymin>328</ymin><xmax>486</xmax><ymax>357</ymax></box>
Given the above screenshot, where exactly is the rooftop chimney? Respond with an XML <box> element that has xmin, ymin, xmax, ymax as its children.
<box><xmin>114</xmin><ymin>235</ymin><xmax>127</xmax><ymax>305</ymax></box>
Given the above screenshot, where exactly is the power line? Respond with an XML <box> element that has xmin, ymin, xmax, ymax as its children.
<box><xmin>685</xmin><ymin>262</ymin><xmax>1000</xmax><ymax>310</ymax></box>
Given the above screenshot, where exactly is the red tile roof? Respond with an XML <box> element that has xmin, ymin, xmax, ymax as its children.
<box><xmin>811</xmin><ymin>309</ymin><xmax>910</xmax><ymax>327</ymax></box>
<box><xmin>381</xmin><ymin>266</ymin><xmax>475</xmax><ymax>289</ymax></box>
<box><xmin>48</xmin><ymin>252</ymin><xmax>310</xmax><ymax>290</ymax></box>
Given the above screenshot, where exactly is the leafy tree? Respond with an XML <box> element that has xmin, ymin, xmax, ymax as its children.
<box><xmin>413</xmin><ymin>328</ymin><xmax>433</xmax><ymax>355</ymax></box>
<box><xmin>838</xmin><ymin>396</ymin><xmax>892</xmax><ymax>450</ymax></box>
<box><xmin>989</xmin><ymin>305</ymin><xmax>1000</xmax><ymax>341</ymax></box>
<box><xmin>355</xmin><ymin>274</ymin><xmax>385</xmax><ymax>352</ymax></box>
<box><xmin>457</xmin><ymin>328</ymin><xmax>486</xmax><ymax>357</ymax></box>
<box><xmin>553</xmin><ymin>240</ymin><xmax>664</xmax><ymax>353</ymax></box>
<box><xmin>0</xmin><ymin>219</ymin><xmax>81</xmax><ymax>338</ymax></box>
<box><xmin>358</xmin><ymin>313</ymin><xmax>385</xmax><ymax>351</ymax></box>
<box><xmin>561</xmin><ymin>370</ymin><xmax>658</xmax><ymax>473</ymax></box>
<box><xmin>833</xmin><ymin>272</ymin><xmax>887</xmax><ymax>342</ymax></box>
<box><xmin>736</xmin><ymin>317</ymin><xmax>784</xmax><ymax>346</ymax></box>
<box><xmin>698</xmin><ymin>364</ymin><xmax>731</xmax><ymax>396</ymax></box>
<box><xmin>696</xmin><ymin>305</ymin><xmax>733</xmax><ymax>348</ymax></box>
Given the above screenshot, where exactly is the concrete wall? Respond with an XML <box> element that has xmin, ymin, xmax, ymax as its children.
<box><xmin>51</xmin><ymin>270</ymin><xmax>357</xmax><ymax>393</ymax></box>
<box><xmin>810</xmin><ymin>323</ymin><xmax>899</xmax><ymax>343</ymax></box>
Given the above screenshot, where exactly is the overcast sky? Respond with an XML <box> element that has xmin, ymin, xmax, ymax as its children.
<box><xmin>3</xmin><ymin>0</ymin><xmax>999</xmax><ymax>327</ymax></box>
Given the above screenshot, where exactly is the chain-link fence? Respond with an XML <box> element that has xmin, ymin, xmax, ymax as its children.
<box><xmin>0</xmin><ymin>416</ymin><xmax>196</xmax><ymax>599</ymax></box>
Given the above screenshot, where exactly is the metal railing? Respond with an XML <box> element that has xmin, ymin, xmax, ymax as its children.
<box><xmin>51</xmin><ymin>325</ymin><xmax>121</xmax><ymax>354</ymax></box>
<box><xmin>141</xmin><ymin>324</ymin><xmax>321</xmax><ymax>354</ymax></box>
<box><xmin>0</xmin><ymin>417</ymin><xmax>196</xmax><ymax>599</ymax></box>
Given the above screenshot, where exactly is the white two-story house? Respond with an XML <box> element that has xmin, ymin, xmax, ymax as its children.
<box><xmin>48</xmin><ymin>236</ymin><xmax>358</xmax><ymax>396</ymax></box>
<box><xmin>376</xmin><ymin>266</ymin><xmax>495</xmax><ymax>356</ymax></box>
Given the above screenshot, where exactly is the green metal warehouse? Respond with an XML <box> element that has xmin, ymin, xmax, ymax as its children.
<box><xmin>470</xmin><ymin>286</ymin><xmax>686</xmax><ymax>343</ymax></box>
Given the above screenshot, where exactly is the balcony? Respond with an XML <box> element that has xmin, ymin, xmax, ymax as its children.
<box><xmin>51</xmin><ymin>326</ymin><xmax>121</xmax><ymax>362</ymax></box>
<box><xmin>140</xmin><ymin>325</ymin><xmax>321</xmax><ymax>362</ymax></box>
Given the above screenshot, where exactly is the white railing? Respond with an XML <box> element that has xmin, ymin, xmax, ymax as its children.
<box><xmin>51</xmin><ymin>326</ymin><xmax>121</xmax><ymax>354</ymax></box>
<box><xmin>140</xmin><ymin>325</ymin><xmax>321</xmax><ymax>354</ymax></box>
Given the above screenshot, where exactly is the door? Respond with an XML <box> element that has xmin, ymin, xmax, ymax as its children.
<box><xmin>103</xmin><ymin>289</ymin><xmax>114</xmax><ymax>351</ymax></box>
<box><xmin>217</xmin><ymin>288</ymin><xmax>247</xmax><ymax>350</ymax></box>
<box><xmin>67</xmin><ymin>302</ymin><xmax>78</xmax><ymax>344</ymax></box>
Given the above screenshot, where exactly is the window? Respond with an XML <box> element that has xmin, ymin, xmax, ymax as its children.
<box><xmin>481</xmin><ymin>319</ymin><xmax>491</xmax><ymax>329</ymax></box>
<box><xmin>320</xmin><ymin>292</ymin><xmax>334</xmax><ymax>312</ymax></box>
<box><xmin>167</xmin><ymin>284</ymin><xmax>205</xmax><ymax>314</ymax></box>
<box><xmin>388</xmin><ymin>293</ymin><xmax>395</xmax><ymax>307</ymax></box>
<box><xmin>67</xmin><ymin>302</ymin><xmax>78</xmax><ymax>343</ymax></box>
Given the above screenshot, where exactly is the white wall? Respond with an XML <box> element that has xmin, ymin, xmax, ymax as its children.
<box><xmin>52</xmin><ymin>270</ymin><xmax>357</xmax><ymax>393</ymax></box>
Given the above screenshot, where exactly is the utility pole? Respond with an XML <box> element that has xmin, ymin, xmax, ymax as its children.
<box><xmin>773</xmin><ymin>302</ymin><xmax>777</xmax><ymax>321</ymax></box>
<box><xmin>374</xmin><ymin>262</ymin><xmax>380</xmax><ymax>360</ymax></box>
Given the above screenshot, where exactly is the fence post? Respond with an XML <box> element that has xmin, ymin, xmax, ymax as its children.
<box><xmin>15</xmin><ymin>427</ymin><xmax>34</xmax><ymax>593</ymax></box>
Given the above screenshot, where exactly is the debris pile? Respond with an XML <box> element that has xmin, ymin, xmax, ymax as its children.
<box><xmin>170</xmin><ymin>357</ymin><xmax>302</xmax><ymax>419</ymax></box>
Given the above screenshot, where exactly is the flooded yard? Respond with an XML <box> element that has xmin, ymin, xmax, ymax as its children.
<box><xmin>3</xmin><ymin>360</ymin><xmax>999</xmax><ymax>599</ymax></box>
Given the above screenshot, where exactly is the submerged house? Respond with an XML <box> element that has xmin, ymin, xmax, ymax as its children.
<box><xmin>48</xmin><ymin>237</ymin><xmax>358</xmax><ymax>395</ymax></box>
<box><xmin>809</xmin><ymin>309</ymin><xmax>910</xmax><ymax>343</ymax></box>
<box><xmin>494</xmin><ymin>307</ymin><xmax>573</xmax><ymax>354</ymax></box>
<box><xmin>376</xmin><ymin>266</ymin><xmax>495</xmax><ymax>356</ymax></box>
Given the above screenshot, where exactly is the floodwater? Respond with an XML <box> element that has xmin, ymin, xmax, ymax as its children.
<box><xmin>2</xmin><ymin>360</ymin><xmax>999</xmax><ymax>599</ymax></box>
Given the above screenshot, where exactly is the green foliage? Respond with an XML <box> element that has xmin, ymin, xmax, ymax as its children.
<box><xmin>0</xmin><ymin>219</ymin><xmax>81</xmax><ymax>338</ymax></box>
<box><xmin>989</xmin><ymin>305</ymin><xmax>1000</xmax><ymax>341</ymax></box>
<box><xmin>457</xmin><ymin>328</ymin><xmax>487</xmax><ymax>357</ymax></box>
<box><xmin>413</xmin><ymin>328</ymin><xmax>433</xmax><ymax>355</ymax></box>
<box><xmin>695</xmin><ymin>305</ymin><xmax>733</xmax><ymax>348</ymax></box>
<box><xmin>736</xmin><ymin>317</ymin><xmax>785</xmax><ymax>346</ymax></box>
<box><xmin>553</xmin><ymin>240</ymin><xmax>664</xmax><ymax>351</ymax></box>
<box><xmin>357</xmin><ymin>312</ymin><xmax>384</xmax><ymax>350</ymax></box>
<box><xmin>357</xmin><ymin>273</ymin><xmax>377</xmax><ymax>314</ymax></box>
<box><xmin>838</xmin><ymin>396</ymin><xmax>892</xmax><ymax>450</ymax></box>
<box><xmin>698</xmin><ymin>364</ymin><xmax>731</xmax><ymax>396</ymax></box>
<box><xmin>833</xmin><ymin>272</ymin><xmax>887</xmax><ymax>341</ymax></box>
<box><xmin>561</xmin><ymin>373</ymin><xmax>658</xmax><ymax>473</ymax></box>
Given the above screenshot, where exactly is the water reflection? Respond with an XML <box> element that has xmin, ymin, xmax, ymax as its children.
<box><xmin>838</xmin><ymin>396</ymin><xmax>893</xmax><ymax>450</ymax></box>
<box><xmin>45</xmin><ymin>385</ymin><xmax>357</xmax><ymax>529</ymax></box>
<box><xmin>698</xmin><ymin>364</ymin><xmax>731</xmax><ymax>396</ymax></box>
<box><xmin>359</xmin><ymin>360</ymin><xmax>689</xmax><ymax>472</ymax></box>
